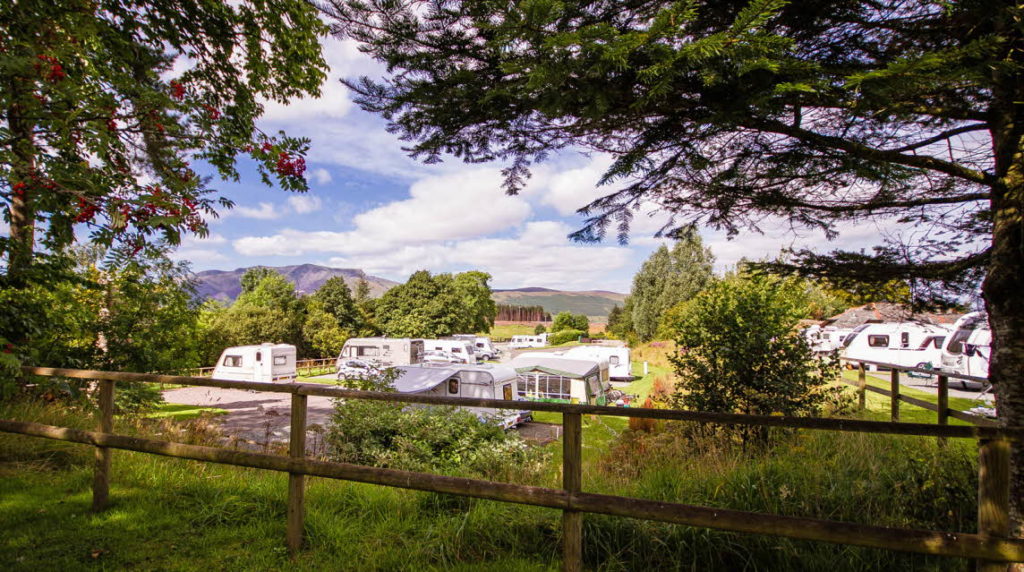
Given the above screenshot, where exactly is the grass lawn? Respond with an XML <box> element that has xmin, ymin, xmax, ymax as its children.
<box><xmin>144</xmin><ymin>403</ymin><xmax>227</xmax><ymax>421</ymax></box>
<box><xmin>485</xmin><ymin>324</ymin><xmax>539</xmax><ymax>338</ymax></box>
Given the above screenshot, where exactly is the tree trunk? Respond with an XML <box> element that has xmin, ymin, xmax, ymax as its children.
<box><xmin>5</xmin><ymin>78</ymin><xmax>38</xmax><ymax>284</ymax></box>
<box><xmin>984</xmin><ymin>9</ymin><xmax>1024</xmax><ymax>545</ymax></box>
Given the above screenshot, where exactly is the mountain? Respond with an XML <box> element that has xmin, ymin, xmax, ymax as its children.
<box><xmin>194</xmin><ymin>264</ymin><xmax>399</xmax><ymax>301</ymax></box>
<box><xmin>492</xmin><ymin>288</ymin><xmax>627</xmax><ymax>320</ymax></box>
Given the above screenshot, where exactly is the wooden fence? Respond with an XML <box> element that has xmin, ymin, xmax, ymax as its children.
<box><xmin>840</xmin><ymin>358</ymin><xmax>996</xmax><ymax>428</ymax></box>
<box><xmin>2</xmin><ymin>365</ymin><xmax>1022</xmax><ymax>571</ymax></box>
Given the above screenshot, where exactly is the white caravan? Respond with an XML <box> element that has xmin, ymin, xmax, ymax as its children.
<box><xmin>337</xmin><ymin>338</ymin><xmax>424</xmax><ymax>369</ymax></box>
<box><xmin>561</xmin><ymin>346</ymin><xmax>632</xmax><ymax>381</ymax></box>
<box><xmin>802</xmin><ymin>325</ymin><xmax>854</xmax><ymax>354</ymax></box>
<box><xmin>422</xmin><ymin>339</ymin><xmax>478</xmax><ymax>363</ymax></box>
<box><xmin>840</xmin><ymin>322</ymin><xmax>951</xmax><ymax>370</ymax></box>
<box><xmin>390</xmin><ymin>364</ymin><xmax>531</xmax><ymax>429</ymax></box>
<box><xmin>213</xmin><ymin>343</ymin><xmax>297</xmax><ymax>383</ymax></box>
<box><xmin>940</xmin><ymin>312</ymin><xmax>991</xmax><ymax>381</ymax></box>
<box><xmin>451</xmin><ymin>334</ymin><xmax>500</xmax><ymax>360</ymax></box>
<box><xmin>509</xmin><ymin>334</ymin><xmax>549</xmax><ymax>349</ymax></box>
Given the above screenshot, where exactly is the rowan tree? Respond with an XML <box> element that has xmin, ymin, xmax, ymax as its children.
<box><xmin>323</xmin><ymin>0</ymin><xmax>1024</xmax><ymax>530</ymax></box>
<box><xmin>1</xmin><ymin>0</ymin><xmax>327</xmax><ymax>280</ymax></box>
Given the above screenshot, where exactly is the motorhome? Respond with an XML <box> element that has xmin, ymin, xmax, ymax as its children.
<box><xmin>451</xmin><ymin>334</ymin><xmax>500</xmax><ymax>360</ymax></box>
<box><xmin>940</xmin><ymin>312</ymin><xmax>991</xmax><ymax>381</ymax></box>
<box><xmin>510</xmin><ymin>354</ymin><xmax>610</xmax><ymax>405</ymax></box>
<box><xmin>422</xmin><ymin>339</ymin><xmax>478</xmax><ymax>363</ymax></box>
<box><xmin>389</xmin><ymin>364</ymin><xmax>531</xmax><ymax>429</ymax></box>
<box><xmin>561</xmin><ymin>346</ymin><xmax>632</xmax><ymax>381</ymax></box>
<box><xmin>840</xmin><ymin>322</ymin><xmax>951</xmax><ymax>370</ymax></box>
<box><xmin>212</xmin><ymin>343</ymin><xmax>297</xmax><ymax>383</ymax></box>
<box><xmin>509</xmin><ymin>334</ymin><xmax>549</xmax><ymax>349</ymax></box>
<box><xmin>337</xmin><ymin>338</ymin><xmax>424</xmax><ymax>369</ymax></box>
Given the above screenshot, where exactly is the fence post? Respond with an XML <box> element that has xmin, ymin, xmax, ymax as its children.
<box><xmin>937</xmin><ymin>375</ymin><xmax>949</xmax><ymax>447</ymax></box>
<box><xmin>857</xmin><ymin>363</ymin><xmax>866</xmax><ymax>410</ymax></box>
<box><xmin>92</xmin><ymin>379</ymin><xmax>114</xmax><ymax>512</ymax></box>
<box><xmin>287</xmin><ymin>393</ymin><xmax>308</xmax><ymax>553</ymax></box>
<box><xmin>890</xmin><ymin>369</ymin><xmax>900</xmax><ymax>422</ymax></box>
<box><xmin>562</xmin><ymin>412</ymin><xmax>583</xmax><ymax>572</ymax></box>
<box><xmin>976</xmin><ymin>437</ymin><xmax>1011</xmax><ymax>572</ymax></box>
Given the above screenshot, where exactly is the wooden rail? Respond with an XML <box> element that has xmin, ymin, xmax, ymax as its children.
<box><xmin>295</xmin><ymin>358</ymin><xmax>334</xmax><ymax>377</ymax></box>
<box><xmin>840</xmin><ymin>358</ymin><xmax>998</xmax><ymax>430</ymax></box>
<box><xmin>4</xmin><ymin>366</ymin><xmax>1023</xmax><ymax>569</ymax></box>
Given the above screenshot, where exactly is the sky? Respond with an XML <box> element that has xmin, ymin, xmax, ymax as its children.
<box><xmin>60</xmin><ymin>36</ymin><xmax>895</xmax><ymax>293</ymax></box>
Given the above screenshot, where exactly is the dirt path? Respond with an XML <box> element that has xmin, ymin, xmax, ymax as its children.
<box><xmin>162</xmin><ymin>385</ymin><xmax>338</xmax><ymax>448</ymax></box>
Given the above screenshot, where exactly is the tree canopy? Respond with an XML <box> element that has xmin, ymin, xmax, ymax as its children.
<box><xmin>1</xmin><ymin>0</ymin><xmax>326</xmax><ymax>277</ymax></box>
<box><xmin>374</xmin><ymin>270</ymin><xmax>497</xmax><ymax>338</ymax></box>
<box><xmin>324</xmin><ymin>0</ymin><xmax>1024</xmax><ymax>527</ymax></box>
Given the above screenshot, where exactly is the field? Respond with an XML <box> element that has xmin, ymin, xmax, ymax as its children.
<box><xmin>0</xmin><ymin>347</ymin><xmax>988</xmax><ymax>570</ymax></box>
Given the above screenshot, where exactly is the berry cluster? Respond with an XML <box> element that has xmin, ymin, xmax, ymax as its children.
<box><xmin>169</xmin><ymin>80</ymin><xmax>186</xmax><ymax>101</ymax></box>
<box><xmin>36</xmin><ymin>54</ymin><xmax>65</xmax><ymax>82</ymax></box>
<box><xmin>275</xmin><ymin>152</ymin><xmax>306</xmax><ymax>178</ymax></box>
<box><xmin>12</xmin><ymin>182</ymin><xmax>27</xmax><ymax>199</ymax></box>
<box><xmin>74</xmin><ymin>198</ymin><xmax>100</xmax><ymax>223</ymax></box>
<box><xmin>202</xmin><ymin>104</ymin><xmax>221</xmax><ymax>121</ymax></box>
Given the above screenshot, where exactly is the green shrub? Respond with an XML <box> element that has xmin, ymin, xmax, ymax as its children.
<box><xmin>325</xmin><ymin>400</ymin><xmax>549</xmax><ymax>482</ymax></box>
<box><xmin>548</xmin><ymin>329</ymin><xmax>584</xmax><ymax>345</ymax></box>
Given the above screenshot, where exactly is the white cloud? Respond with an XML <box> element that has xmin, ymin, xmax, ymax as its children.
<box><xmin>288</xmin><ymin>194</ymin><xmax>323</xmax><ymax>214</ymax></box>
<box><xmin>324</xmin><ymin>221</ymin><xmax>634</xmax><ymax>290</ymax></box>
<box><xmin>311</xmin><ymin>168</ymin><xmax>332</xmax><ymax>185</ymax></box>
<box><xmin>234</xmin><ymin>167</ymin><xmax>531</xmax><ymax>256</ymax></box>
<box><xmin>526</xmin><ymin>155</ymin><xmax>615</xmax><ymax>216</ymax></box>
<box><xmin>233</xmin><ymin>202</ymin><xmax>281</xmax><ymax>220</ymax></box>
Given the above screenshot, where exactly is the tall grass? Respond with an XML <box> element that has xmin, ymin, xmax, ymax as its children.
<box><xmin>1</xmin><ymin>397</ymin><xmax>978</xmax><ymax>571</ymax></box>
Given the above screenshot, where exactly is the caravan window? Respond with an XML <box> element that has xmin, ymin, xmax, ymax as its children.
<box><xmin>609</xmin><ymin>356</ymin><xmax>620</xmax><ymax>366</ymax></box>
<box><xmin>273</xmin><ymin>355</ymin><xmax>287</xmax><ymax>366</ymax></box>
<box><xmin>256</xmin><ymin>351</ymin><xmax>262</xmax><ymax>362</ymax></box>
<box><xmin>900</xmin><ymin>332</ymin><xmax>910</xmax><ymax>348</ymax></box>
<box><xmin>451</xmin><ymin>347</ymin><xmax>462</xmax><ymax>353</ymax></box>
<box><xmin>448</xmin><ymin>379</ymin><xmax>459</xmax><ymax>394</ymax></box>
<box><xmin>357</xmin><ymin>346</ymin><xmax>380</xmax><ymax>357</ymax></box>
<box><xmin>868</xmin><ymin>335</ymin><xmax>889</xmax><ymax>348</ymax></box>
<box><xmin>503</xmin><ymin>384</ymin><xmax>513</xmax><ymax>401</ymax></box>
<box><xmin>223</xmin><ymin>355</ymin><xmax>243</xmax><ymax>367</ymax></box>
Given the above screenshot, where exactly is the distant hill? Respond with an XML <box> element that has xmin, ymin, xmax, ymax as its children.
<box><xmin>195</xmin><ymin>264</ymin><xmax>399</xmax><ymax>301</ymax></box>
<box><xmin>492</xmin><ymin>288</ymin><xmax>627</xmax><ymax>320</ymax></box>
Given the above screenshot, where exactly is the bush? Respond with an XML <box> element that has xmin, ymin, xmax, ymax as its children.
<box><xmin>533</xmin><ymin>323</ymin><xmax>546</xmax><ymax>335</ymax></box>
<box><xmin>664</xmin><ymin>273</ymin><xmax>840</xmax><ymax>444</ymax></box>
<box><xmin>548</xmin><ymin>329</ymin><xmax>584</xmax><ymax>345</ymax></box>
<box><xmin>325</xmin><ymin>399</ymin><xmax>549</xmax><ymax>481</ymax></box>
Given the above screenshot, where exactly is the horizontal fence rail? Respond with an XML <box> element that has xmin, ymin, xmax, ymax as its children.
<box><xmin>838</xmin><ymin>358</ymin><xmax>998</xmax><ymax>429</ymax></box>
<box><xmin>3</xmin><ymin>366</ymin><xmax>1021</xmax><ymax>569</ymax></box>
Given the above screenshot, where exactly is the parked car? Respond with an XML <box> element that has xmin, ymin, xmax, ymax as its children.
<box><xmin>336</xmin><ymin>359</ymin><xmax>381</xmax><ymax>381</ymax></box>
<box><xmin>422</xmin><ymin>350</ymin><xmax>467</xmax><ymax>364</ymax></box>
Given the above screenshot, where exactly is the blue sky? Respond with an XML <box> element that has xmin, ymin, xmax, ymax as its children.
<box><xmin>167</xmin><ymin>36</ymin><xmax>907</xmax><ymax>293</ymax></box>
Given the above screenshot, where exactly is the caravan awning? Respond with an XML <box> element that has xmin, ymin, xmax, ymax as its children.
<box><xmin>509</xmin><ymin>356</ymin><xmax>599</xmax><ymax>379</ymax></box>
<box><xmin>391</xmin><ymin>366</ymin><xmax>454</xmax><ymax>393</ymax></box>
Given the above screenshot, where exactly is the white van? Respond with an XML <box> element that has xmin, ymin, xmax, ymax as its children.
<box><xmin>337</xmin><ymin>338</ymin><xmax>424</xmax><ymax>369</ymax></box>
<box><xmin>390</xmin><ymin>364</ymin><xmax>531</xmax><ymax>429</ymax></box>
<box><xmin>940</xmin><ymin>312</ymin><xmax>991</xmax><ymax>381</ymax></box>
<box><xmin>422</xmin><ymin>339</ymin><xmax>477</xmax><ymax>363</ymax></box>
<box><xmin>840</xmin><ymin>322</ymin><xmax>950</xmax><ymax>370</ymax></box>
<box><xmin>509</xmin><ymin>334</ymin><xmax>549</xmax><ymax>349</ymax></box>
<box><xmin>451</xmin><ymin>334</ymin><xmax>500</xmax><ymax>360</ymax></box>
<box><xmin>212</xmin><ymin>343</ymin><xmax>297</xmax><ymax>383</ymax></box>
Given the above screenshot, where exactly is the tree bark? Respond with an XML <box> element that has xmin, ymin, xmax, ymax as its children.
<box><xmin>983</xmin><ymin>6</ymin><xmax>1024</xmax><ymax>547</ymax></box>
<box><xmin>6</xmin><ymin>76</ymin><xmax>38</xmax><ymax>284</ymax></box>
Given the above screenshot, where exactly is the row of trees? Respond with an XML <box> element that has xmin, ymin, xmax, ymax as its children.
<box><xmin>495</xmin><ymin>304</ymin><xmax>551</xmax><ymax>322</ymax></box>
<box><xmin>200</xmin><ymin>267</ymin><xmax>498</xmax><ymax>364</ymax></box>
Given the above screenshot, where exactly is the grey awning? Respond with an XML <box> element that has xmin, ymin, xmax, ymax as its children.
<box><xmin>391</xmin><ymin>366</ymin><xmax>454</xmax><ymax>393</ymax></box>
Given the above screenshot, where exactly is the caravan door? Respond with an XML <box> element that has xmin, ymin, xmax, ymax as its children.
<box><xmin>252</xmin><ymin>349</ymin><xmax>265</xmax><ymax>382</ymax></box>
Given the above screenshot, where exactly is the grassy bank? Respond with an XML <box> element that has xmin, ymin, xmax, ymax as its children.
<box><xmin>1</xmin><ymin>374</ymin><xmax>981</xmax><ymax>570</ymax></box>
